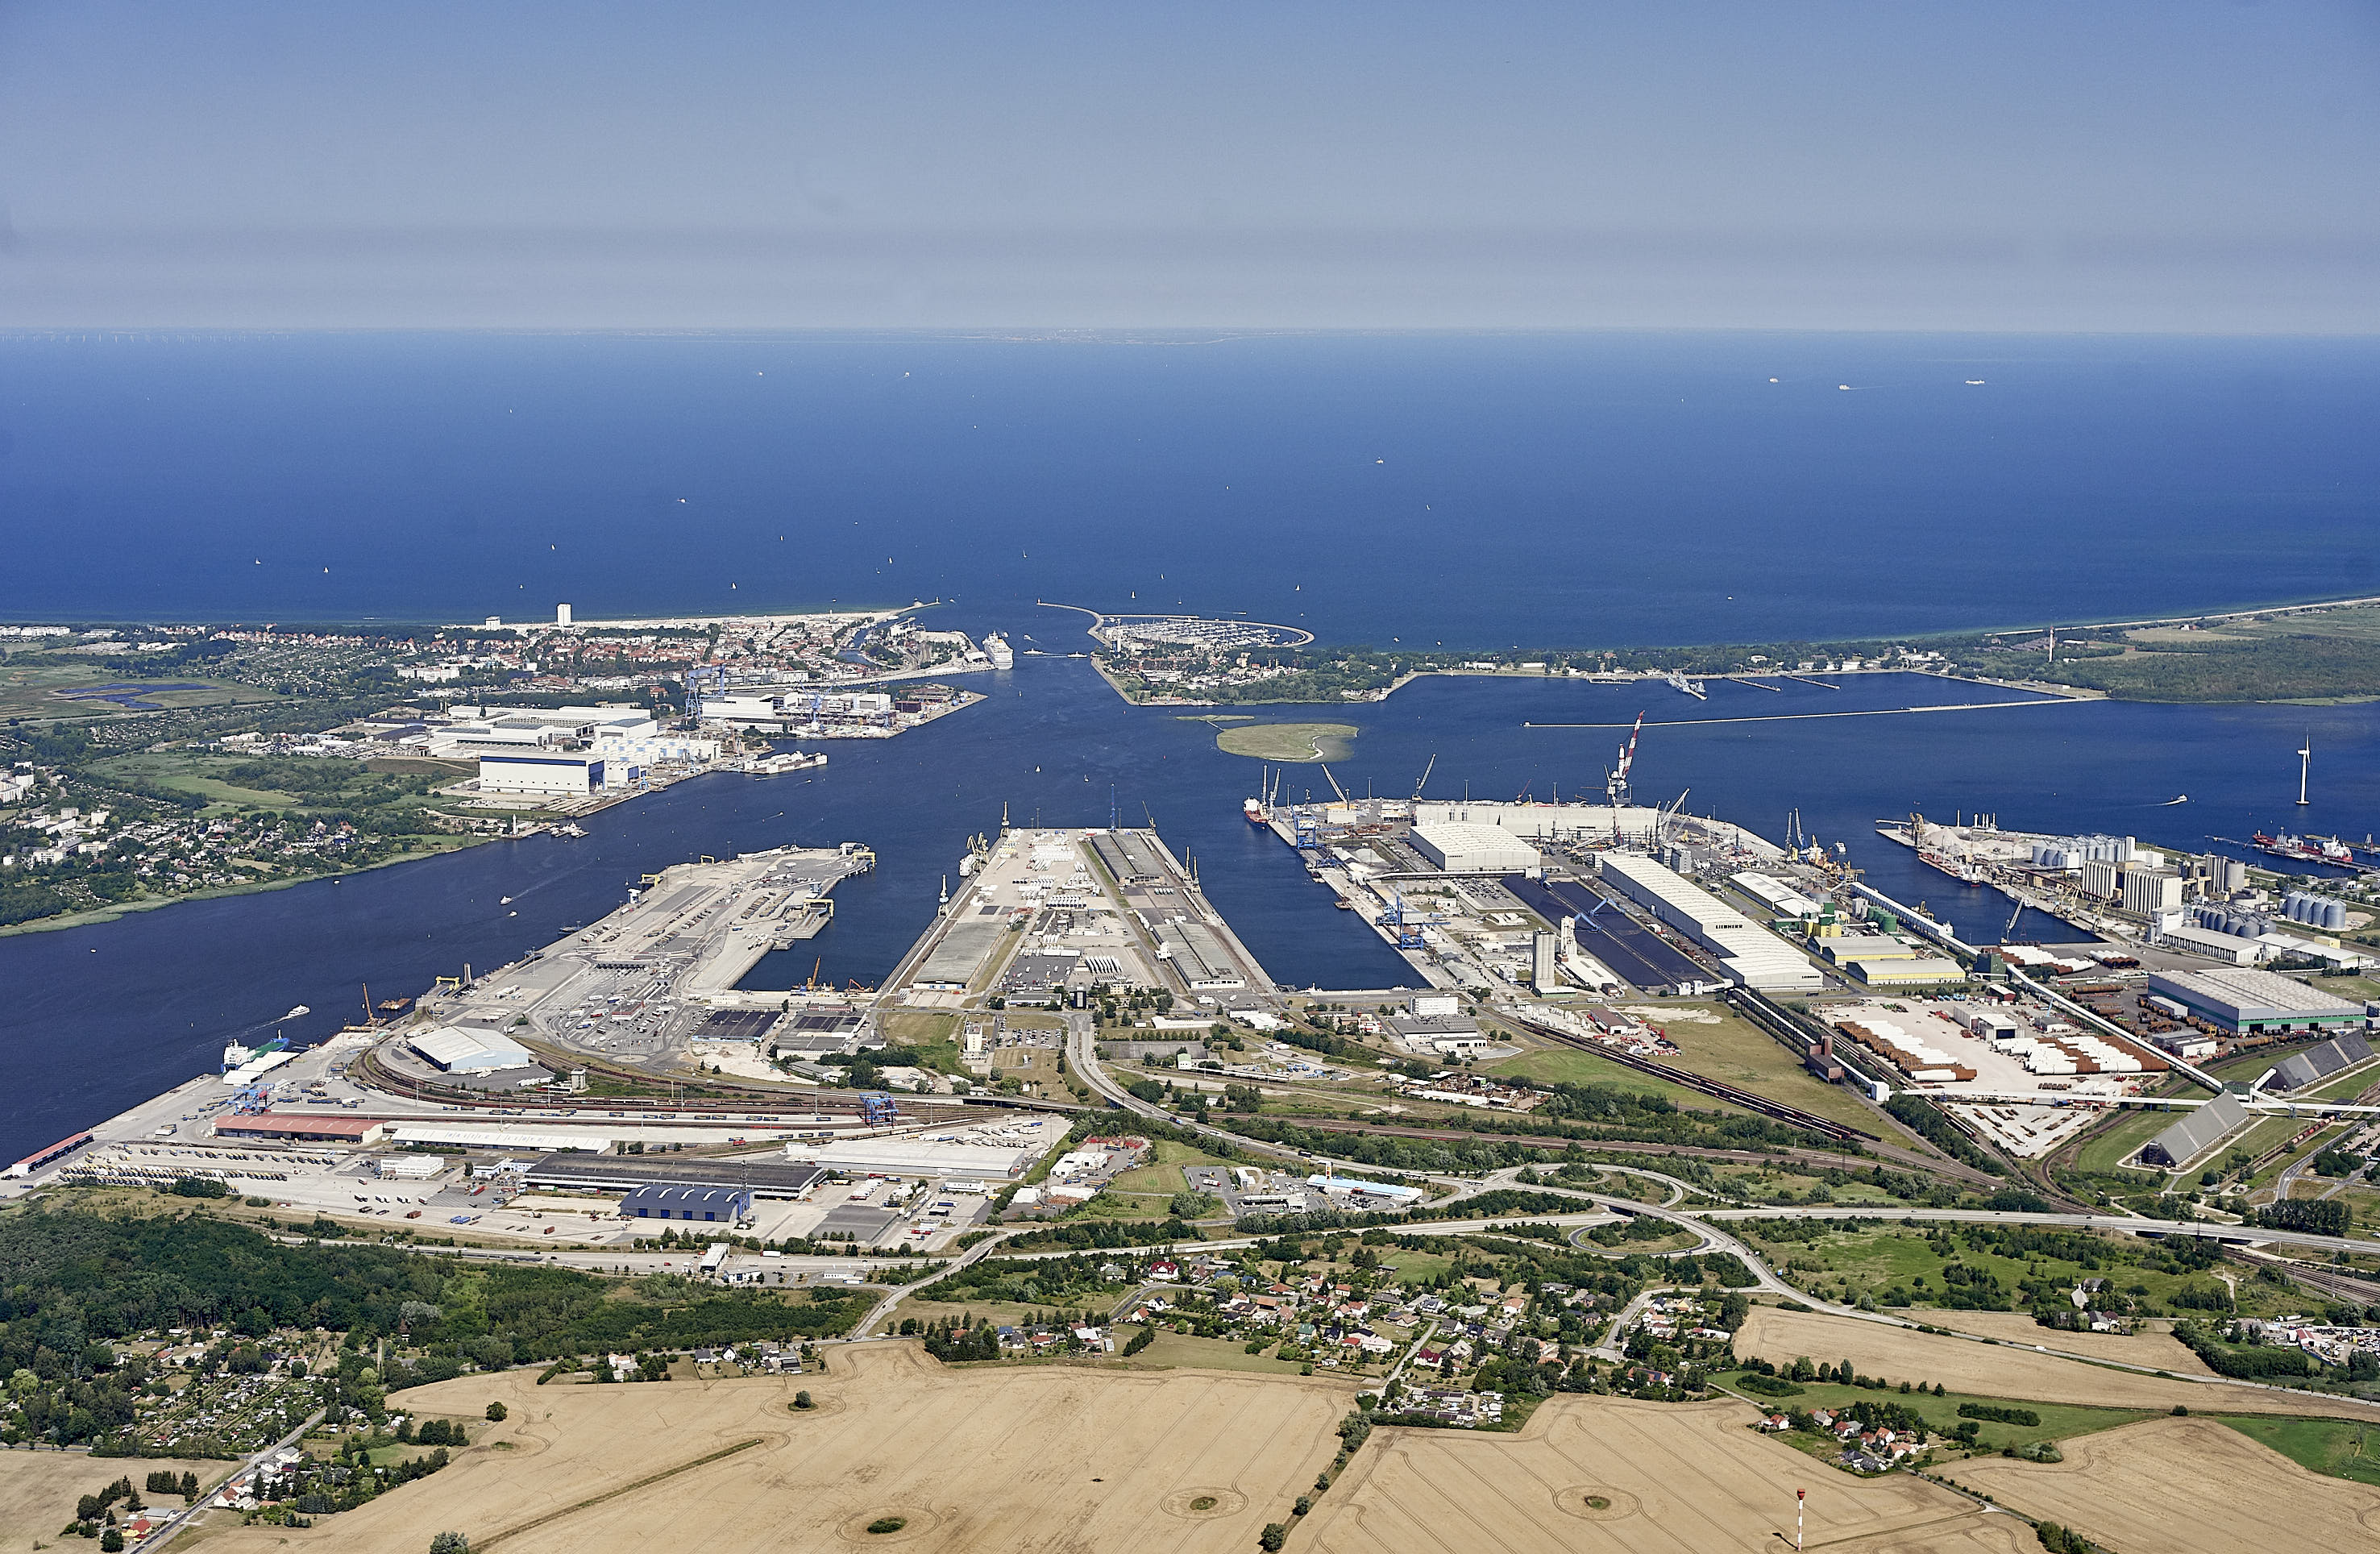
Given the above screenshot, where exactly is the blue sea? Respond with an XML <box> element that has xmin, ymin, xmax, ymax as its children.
<box><xmin>2</xmin><ymin>330</ymin><xmax>2378</xmax><ymax>1160</ymax></box>
<box><xmin>4</xmin><ymin>330</ymin><xmax>2378</xmax><ymax>640</ymax></box>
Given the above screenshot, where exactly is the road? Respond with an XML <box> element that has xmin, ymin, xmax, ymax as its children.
<box><xmin>143</xmin><ymin>1406</ymin><xmax>326</xmax><ymax>1554</ymax></box>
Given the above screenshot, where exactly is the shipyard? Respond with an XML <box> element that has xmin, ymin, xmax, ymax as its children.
<box><xmin>15</xmin><ymin>716</ymin><xmax>2380</xmax><ymax>1553</ymax></box>
<box><xmin>22</xmin><ymin>688</ymin><xmax>2380</xmax><ymax>1248</ymax></box>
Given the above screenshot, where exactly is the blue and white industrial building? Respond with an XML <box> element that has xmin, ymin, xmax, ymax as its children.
<box><xmin>621</xmin><ymin>1183</ymin><xmax>754</xmax><ymax>1223</ymax></box>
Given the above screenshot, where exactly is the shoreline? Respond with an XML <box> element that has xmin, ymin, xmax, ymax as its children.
<box><xmin>0</xmin><ymin>835</ymin><xmax>497</xmax><ymax>937</ymax></box>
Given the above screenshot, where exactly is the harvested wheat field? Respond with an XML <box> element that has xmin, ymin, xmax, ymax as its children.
<box><xmin>0</xmin><ymin>1451</ymin><xmax>226</xmax><ymax>1553</ymax></box>
<box><xmin>1956</xmin><ymin>1415</ymin><xmax>2380</xmax><ymax>1552</ymax></box>
<box><xmin>1736</xmin><ymin>1306</ymin><xmax>2380</xmax><ymax>1420</ymax></box>
<box><xmin>1302</xmin><ymin>1395</ymin><xmax>2032</xmax><ymax>1554</ymax></box>
<box><xmin>190</xmin><ymin>1344</ymin><xmax>1355</xmax><ymax>1554</ymax></box>
<box><xmin>1915</xmin><ymin>1311</ymin><xmax>2213</xmax><ymax>1374</ymax></box>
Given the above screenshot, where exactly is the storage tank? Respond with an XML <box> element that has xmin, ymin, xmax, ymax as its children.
<box><xmin>2324</xmin><ymin>900</ymin><xmax>2349</xmax><ymax>930</ymax></box>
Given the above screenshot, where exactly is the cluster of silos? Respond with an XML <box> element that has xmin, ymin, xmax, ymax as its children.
<box><xmin>2282</xmin><ymin>891</ymin><xmax>2351</xmax><ymax>930</ymax></box>
<box><xmin>2193</xmin><ymin>903</ymin><xmax>2271</xmax><ymax>938</ymax></box>
<box><xmin>2030</xmin><ymin>833</ymin><xmax>2137</xmax><ymax>870</ymax></box>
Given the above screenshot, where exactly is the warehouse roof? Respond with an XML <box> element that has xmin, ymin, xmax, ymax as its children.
<box><xmin>2267</xmin><ymin>1033</ymin><xmax>2375</xmax><ymax>1092</ymax></box>
<box><xmin>788</xmin><ymin>1133</ymin><xmax>1055</xmax><ymax>1179</ymax></box>
<box><xmin>1410</xmin><ymin>821</ymin><xmax>1541</xmax><ymax>868</ymax></box>
<box><xmin>2141</xmin><ymin>1092</ymin><xmax>2249</xmax><ymax>1169</ymax></box>
<box><xmin>214</xmin><ymin>1112</ymin><xmax>385</xmax><ymax>1142</ymax></box>
<box><xmin>408</xmin><ymin>1025</ymin><xmax>538</xmax><ymax>1073</ymax></box>
<box><xmin>522</xmin><ymin>1153</ymin><xmax>828</xmax><ymax>1198</ymax></box>
<box><xmin>621</xmin><ymin>1184</ymin><xmax>750</xmax><ymax>1220</ymax></box>
<box><xmin>1844</xmin><ymin>956</ymin><xmax>1971</xmax><ymax>985</ymax></box>
<box><xmin>2147</xmin><ymin>967</ymin><xmax>2364</xmax><ymax>1023</ymax></box>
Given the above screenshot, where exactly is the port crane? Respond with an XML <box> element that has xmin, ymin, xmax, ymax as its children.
<box><xmin>1605</xmin><ymin>711</ymin><xmax>1647</xmax><ymax>845</ymax></box>
<box><xmin>1319</xmin><ymin>763</ymin><xmax>1351</xmax><ymax>804</ymax></box>
<box><xmin>1413</xmin><ymin>754</ymin><xmax>1435</xmax><ymax>800</ymax></box>
<box><xmin>1654</xmin><ymin>788</ymin><xmax>1692</xmax><ymax>847</ymax></box>
<box><xmin>1376</xmin><ymin>888</ymin><xmax>1448</xmax><ymax>949</ymax></box>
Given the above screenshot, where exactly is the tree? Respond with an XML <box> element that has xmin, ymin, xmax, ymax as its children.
<box><xmin>485</xmin><ymin>1401</ymin><xmax>508</xmax><ymax>1422</ymax></box>
<box><xmin>102</xmin><ymin>1531</ymin><xmax>125</xmax><ymax>1552</ymax></box>
<box><xmin>792</xmin><ymin>1390</ymin><xmax>815</xmax><ymax>1410</ymax></box>
<box><xmin>430</xmin><ymin>1535</ymin><xmax>470</xmax><ymax>1554</ymax></box>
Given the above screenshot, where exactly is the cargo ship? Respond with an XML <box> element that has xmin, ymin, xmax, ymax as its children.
<box><xmin>1244</xmin><ymin>797</ymin><xmax>1268</xmax><ymax>825</ymax></box>
<box><xmin>222</xmin><ymin>1034</ymin><xmax>289</xmax><ymax>1073</ymax></box>
<box><xmin>2252</xmin><ymin>830</ymin><xmax>2360</xmax><ymax>867</ymax></box>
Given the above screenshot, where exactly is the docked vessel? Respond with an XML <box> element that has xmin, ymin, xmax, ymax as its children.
<box><xmin>2253</xmin><ymin>829</ymin><xmax>2357</xmax><ymax>866</ymax></box>
<box><xmin>1244</xmin><ymin>797</ymin><xmax>1268</xmax><ymax>825</ymax></box>
<box><xmin>983</xmin><ymin>633</ymin><xmax>1015</xmax><ymax>669</ymax></box>
<box><xmin>222</xmin><ymin>1034</ymin><xmax>289</xmax><ymax>1072</ymax></box>
<box><xmin>749</xmin><ymin>750</ymin><xmax>827</xmax><ymax>775</ymax></box>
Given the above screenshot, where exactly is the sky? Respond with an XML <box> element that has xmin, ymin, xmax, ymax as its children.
<box><xmin>2</xmin><ymin>2</ymin><xmax>2378</xmax><ymax>330</ymax></box>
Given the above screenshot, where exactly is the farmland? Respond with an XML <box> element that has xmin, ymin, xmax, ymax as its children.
<box><xmin>1916</xmin><ymin>1309</ymin><xmax>2212</xmax><ymax>1374</ymax></box>
<box><xmin>0</xmin><ymin>1452</ymin><xmax>227</xmax><ymax>1554</ymax></box>
<box><xmin>1302</xmin><ymin>1396</ymin><xmax>2028</xmax><ymax>1554</ymax></box>
<box><xmin>1953</xmin><ymin>1415</ymin><xmax>2380</xmax><ymax>1553</ymax></box>
<box><xmin>1733</xmin><ymin>1305</ymin><xmax>2380</xmax><ymax>1420</ymax></box>
<box><xmin>186</xmin><ymin>1344</ymin><xmax>1352</xmax><ymax>1554</ymax></box>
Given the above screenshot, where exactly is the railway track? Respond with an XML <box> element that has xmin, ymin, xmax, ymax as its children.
<box><xmin>348</xmin><ymin>1042</ymin><xmax>1078</xmax><ymax>1128</ymax></box>
<box><xmin>2235</xmin><ymin>1249</ymin><xmax>2380</xmax><ymax>1307</ymax></box>
<box><xmin>1508</xmin><ymin>1014</ymin><xmax>1876</xmax><ymax>1145</ymax></box>
<box><xmin>1278</xmin><ymin>1116</ymin><xmax>1896</xmax><ymax>1177</ymax></box>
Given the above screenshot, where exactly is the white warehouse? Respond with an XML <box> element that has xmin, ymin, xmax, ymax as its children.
<box><xmin>1410</xmin><ymin>821</ymin><xmax>1540</xmax><ymax>873</ymax></box>
<box><xmin>408</xmin><ymin>1025</ymin><xmax>541</xmax><ymax>1074</ymax></box>
<box><xmin>477</xmin><ymin>752</ymin><xmax>610</xmax><ymax>797</ymax></box>
<box><xmin>1598</xmin><ymin>853</ymin><xmax>1823</xmax><ymax>991</ymax></box>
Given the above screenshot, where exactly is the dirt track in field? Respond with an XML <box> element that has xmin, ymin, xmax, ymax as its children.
<box><xmin>1913</xmin><ymin>1311</ymin><xmax>2212</xmax><ymax>1374</ymax></box>
<box><xmin>1736</xmin><ymin>1306</ymin><xmax>2380</xmax><ymax>1420</ymax></box>
<box><xmin>1302</xmin><ymin>1394</ymin><xmax>2029</xmax><ymax>1554</ymax></box>
<box><xmin>1954</xmin><ymin>1415</ymin><xmax>2380</xmax><ymax>1553</ymax></box>
<box><xmin>186</xmin><ymin>1344</ymin><xmax>1357</xmax><ymax>1554</ymax></box>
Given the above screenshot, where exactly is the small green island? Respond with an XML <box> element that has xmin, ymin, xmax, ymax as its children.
<box><xmin>1214</xmin><ymin>721</ymin><xmax>1358</xmax><ymax>762</ymax></box>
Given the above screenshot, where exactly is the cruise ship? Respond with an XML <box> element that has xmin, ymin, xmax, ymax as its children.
<box><xmin>983</xmin><ymin>633</ymin><xmax>1014</xmax><ymax>669</ymax></box>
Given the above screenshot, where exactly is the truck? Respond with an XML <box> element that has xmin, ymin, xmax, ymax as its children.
<box><xmin>700</xmin><ymin>1241</ymin><xmax>732</xmax><ymax>1277</ymax></box>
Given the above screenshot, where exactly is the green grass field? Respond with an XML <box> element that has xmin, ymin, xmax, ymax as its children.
<box><xmin>875</xmin><ymin>1010</ymin><xmax>962</xmax><ymax>1047</ymax></box>
<box><xmin>1485</xmin><ymin>1047</ymin><xmax>1727</xmax><ymax>1110</ymax></box>
<box><xmin>2070</xmin><ymin>1107</ymin><xmax>2181</xmax><ymax>1177</ymax></box>
<box><xmin>0</xmin><ymin>664</ymin><xmax>276</xmax><ymax>723</ymax></box>
<box><xmin>1108</xmin><ymin>1138</ymin><xmax>1238</xmax><ymax>1195</ymax></box>
<box><xmin>2213</xmin><ymin>1413</ymin><xmax>2380</xmax><ymax>1487</ymax></box>
<box><xmin>1735</xmin><ymin>1220</ymin><xmax>2296</xmax><ymax>1319</ymax></box>
<box><xmin>1130</xmin><ymin>1329</ymin><xmax>1320</xmax><ymax>1374</ymax></box>
<box><xmin>1642</xmin><ymin>1003</ymin><xmax>1917</xmax><ymax>1141</ymax></box>
<box><xmin>1381</xmin><ymin>1249</ymin><xmax>1455</xmax><ymax>1286</ymax></box>
<box><xmin>1213</xmin><ymin>721</ymin><xmax>1357</xmax><ymax>762</ymax></box>
<box><xmin>1715</xmin><ymin>1371</ymin><xmax>2154</xmax><ymax>1454</ymax></box>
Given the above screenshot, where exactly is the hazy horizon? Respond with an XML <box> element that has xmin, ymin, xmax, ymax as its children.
<box><xmin>4</xmin><ymin>2</ymin><xmax>2377</xmax><ymax>332</ymax></box>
